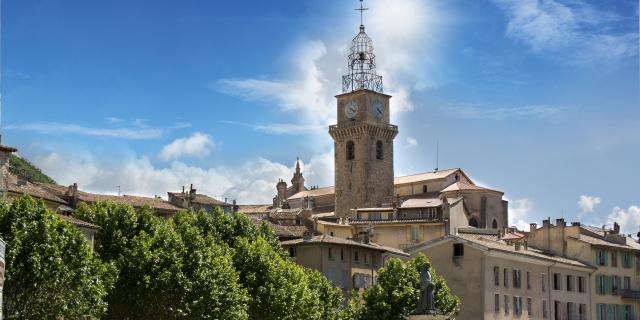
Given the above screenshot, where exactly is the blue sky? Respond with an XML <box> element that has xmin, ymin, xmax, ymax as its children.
<box><xmin>1</xmin><ymin>0</ymin><xmax>638</xmax><ymax>233</ymax></box>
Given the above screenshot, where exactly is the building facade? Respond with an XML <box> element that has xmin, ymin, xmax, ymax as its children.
<box><xmin>528</xmin><ymin>219</ymin><xmax>639</xmax><ymax>320</ymax></box>
<box><xmin>407</xmin><ymin>229</ymin><xmax>594</xmax><ymax>320</ymax></box>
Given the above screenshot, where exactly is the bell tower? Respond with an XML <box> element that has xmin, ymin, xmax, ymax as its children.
<box><xmin>330</xmin><ymin>1</ymin><xmax>398</xmax><ymax>219</ymax></box>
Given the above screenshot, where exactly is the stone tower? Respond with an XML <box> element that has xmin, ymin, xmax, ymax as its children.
<box><xmin>330</xmin><ymin>21</ymin><xmax>398</xmax><ymax>219</ymax></box>
<box><xmin>291</xmin><ymin>158</ymin><xmax>305</xmax><ymax>194</ymax></box>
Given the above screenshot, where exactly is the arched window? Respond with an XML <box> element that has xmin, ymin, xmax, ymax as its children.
<box><xmin>469</xmin><ymin>217</ymin><xmax>479</xmax><ymax>228</ymax></box>
<box><xmin>492</xmin><ymin>219</ymin><xmax>498</xmax><ymax>229</ymax></box>
<box><xmin>376</xmin><ymin>140</ymin><xmax>383</xmax><ymax>160</ymax></box>
<box><xmin>346</xmin><ymin>141</ymin><xmax>355</xmax><ymax>160</ymax></box>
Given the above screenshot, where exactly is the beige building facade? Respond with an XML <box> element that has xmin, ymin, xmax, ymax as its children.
<box><xmin>407</xmin><ymin>229</ymin><xmax>594</xmax><ymax>320</ymax></box>
<box><xmin>528</xmin><ymin>219</ymin><xmax>639</xmax><ymax>320</ymax></box>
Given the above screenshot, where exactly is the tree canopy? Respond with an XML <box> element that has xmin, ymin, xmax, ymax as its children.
<box><xmin>0</xmin><ymin>196</ymin><xmax>114</xmax><ymax>319</ymax></box>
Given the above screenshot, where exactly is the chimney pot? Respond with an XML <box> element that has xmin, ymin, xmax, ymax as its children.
<box><xmin>556</xmin><ymin>218</ymin><xmax>565</xmax><ymax>227</ymax></box>
<box><xmin>530</xmin><ymin>223</ymin><xmax>537</xmax><ymax>230</ymax></box>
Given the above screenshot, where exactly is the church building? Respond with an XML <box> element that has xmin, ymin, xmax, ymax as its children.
<box><xmin>270</xmin><ymin>3</ymin><xmax>510</xmax><ymax>250</ymax></box>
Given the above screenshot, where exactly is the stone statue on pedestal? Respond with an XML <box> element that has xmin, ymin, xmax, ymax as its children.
<box><xmin>412</xmin><ymin>263</ymin><xmax>437</xmax><ymax>315</ymax></box>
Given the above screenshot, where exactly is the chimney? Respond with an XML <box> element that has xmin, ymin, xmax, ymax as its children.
<box><xmin>530</xmin><ymin>223</ymin><xmax>537</xmax><ymax>231</ymax></box>
<box><xmin>303</xmin><ymin>231</ymin><xmax>312</xmax><ymax>241</ymax></box>
<box><xmin>556</xmin><ymin>218</ymin><xmax>565</xmax><ymax>227</ymax></box>
<box><xmin>542</xmin><ymin>219</ymin><xmax>550</xmax><ymax>228</ymax></box>
<box><xmin>571</xmin><ymin>222</ymin><xmax>581</xmax><ymax>227</ymax></box>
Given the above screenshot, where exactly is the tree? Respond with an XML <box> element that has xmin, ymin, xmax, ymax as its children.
<box><xmin>0</xmin><ymin>196</ymin><xmax>114</xmax><ymax>319</ymax></box>
<box><xmin>357</xmin><ymin>254</ymin><xmax>460</xmax><ymax>320</ymax></box>
<box><xmin>75</xmin><ymin>202</ymin><xmax>249</xmax><ymax>319</ymax></box>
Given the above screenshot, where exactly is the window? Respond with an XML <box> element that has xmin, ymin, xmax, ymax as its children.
<box><xmin>513</xmin><ymin>296</ymin><xmax>522</xmax><ymax>315</ymax></box>
<box><xmin>624</xmin><ymin>305</ymin><xmax>633</xmax><ymax>320</ymax></box>
<box><xmin>553</xmin><ymin>273</ymin><xmax>562</xmax><ymax>290</ymax></box>
<box><xmin>411</xmin><ymin>225</ymin><xmax>420</xmax><ymax>241</ymax></box>
<box><xmin>492</xmin><ymin>219</ymin><xmax>498</xmax><ymax>229</ymax></box>
<box><xmin>513</xmin><ymin>269</ymin><xmax>521</xmax><ymax>288</ymax></box>
<box><xmin>613</xmin><ymin>275</ymin><xmax>620</xmax><ymax>294</ymax></box>
<box><xmin>597</xmin><ymin>304</ymin><xmax>606</xmax><ymax>320</ymax></box>
<box><xmin>612</xmin><ymin>251</ymin><xmax>618</xmax><ymax>267</ymax></box>
<box><xmin>453</xmin><ymin>243</ymin><xmax>464</xmax><ymax>257</ymax></box>
<box><xmin>554</xmin><ymin>301</ymin><xmax>561</xmax><ymax>320</ymax></box>
<box><xmin>527</xmin><ymin>298</ymin><xmax>532</xmax><ymax>316</ymax></box>
<box><xmin>542</xmin><ymin>300</ymin><xmax>548</xmax><ymax>319</ymax></box>
<box><xmin>422</xmin><ymin>185</ymin><xmax>427</xmax><ymax>193</ymax></box>
<box><xmin>468</xmin><ymin>217</ymin><xmax>479</xmax><ymax>228</ymax></box>
<box><xmin>622</xmin><ymin>252</ymin><xmax>632</xmax><ymax>268</ymax></box>
<box><xmin>624</xmin><ymin>276</ymin><xmax>631</xmax><ymax>290</ymax></box>
<box><xmin>566</xmin><ymin>275</ymin><xmax>574</xmax><ymax>292</ymax></box>
<box><xmin>494</xmin><ymin>293</ymin><xmax>500</xmax><ymax>313</ymax></box>
<box><xmin>364</xmin><ymin>252</ymin><xmax>370</xmax><ymax>265</ymax></box>
<box><xmin>289</xmin><ymin>247</ymin><xmax>296</xmax><ymax>257</ymax></box>
<box><xmin>354</xmin><ymin>250</ymin><xmax>359</xmax><ymax>262</ymax></box>
<box><xmin>567</xmin><ymin>302</ymin><xmax>575</xmax><ymax>320</ymax></box>
<box><xmin>577</xmin><ymin>276</ymin><xmax>585</xmax><ymax>293</ymax></box>
<box><xmin>340</xmin><ymin>249</ymin><xmax>344</xmax><ymax>261</ymax></box>
<box><xmin>369</xmin><ymin>212</ymin><xmax>381</xmax><ymax>220</ymax></box>
<box><xmin>346</xmin><ymin>141</ymin><xmax>355</xmax><ymax>160</ymax></box>
<box><xmin>542</xmin><ymin>273</ymin><xmax>547</xmax><ymax>292</ymax></box>
<box><xmin>504</xmin><ymin>268</ymin><xmax>509</xmax><ymax>287</ymax></box>
<box><xmin>579</xmin><ymin>304</ymin><xmax>587</xmax><ymax>320</ymax></box>
<box><xmin>527</xmin><ymin>271</ymin><xmax>531</xmax><ymax>289</ymax></box>
<box><xmin>375</xmin><ymin>141</ymin><xmax>383</xmax><ymax>160</ymax></box>
<box><xmin>597</xmin><ymin>250</ymin><xmax>607</xmax><ymax>266</ymax></box>
<box><xmin>596</xmin><ymin>274</ymin><xmax>606</xmax><ymax>294</ymax></box>
<box><xmin>494</xmin><ymin>266</ymin><xmax>500</xmax><ymax>286</ymax></box>
<box><xmin>328</xmin><ymin>247</ymin><xmax>333</xmax><ymax>260</ymax></box>
<box><xmin>330</xmin><ymin>231</ymin><xmax>335</xmax><ymax>236</ymax></box>
<box><xmin>504</xmin><ymin>295</ymin><xmax>509</xmax><ymax>314</ymax></box>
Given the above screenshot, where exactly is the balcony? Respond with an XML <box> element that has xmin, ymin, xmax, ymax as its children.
<box><xmin>620</xmin><ymin>289</ymin><xmax>640</xmax><ymax>301</ymax></box>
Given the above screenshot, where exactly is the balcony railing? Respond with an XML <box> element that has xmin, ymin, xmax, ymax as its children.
<box><xmin>329</xmin><ymin>121</ymin><xmax>398</xmax><ymax>132</ymax></box>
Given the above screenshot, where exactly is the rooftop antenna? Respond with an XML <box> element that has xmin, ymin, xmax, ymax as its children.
<box><xmin>435</xmin><ymin>139</ymin><xmax>439</xmax><ymax>172</ymax></box>
<box><xmin>356</xmin><ymin>0</ymin><xmax>368</xmax><ymax>26</ymax></box>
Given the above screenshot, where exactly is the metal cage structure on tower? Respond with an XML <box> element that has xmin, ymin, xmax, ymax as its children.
<box><xmin>342</xmin><ymin>25</ymin><xmax>383</xmax><ymax>93</ymax></box>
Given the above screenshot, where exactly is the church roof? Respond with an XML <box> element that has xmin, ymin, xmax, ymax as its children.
<box><xmin>441</xmin><ymin>181</ymin><xmax>503</xmax><ymax>195</ymax></box>
<box><xmin>399</xmin><ymin>198</ymin><xmax>442</xmax><ymax>209</ymax></box>
<box><xmin>393</xmin><ymin>168</ymin><xmax>466</xmax><ymax>185</ymax></box>
<box><xmin>287</xmin><ymin>186</ymin><xmax>335</xmax><ymax>200</ymax></box>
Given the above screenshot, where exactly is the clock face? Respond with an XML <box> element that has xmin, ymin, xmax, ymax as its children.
<box><xmin>373</xmin><ymin>100</ymin><xmax>384</xmax><ymax>119</ymax></box>
<box><xmin>345</xmin><ymin>100</ymin><xmax>359</xmax><ymax>119</ymax></box>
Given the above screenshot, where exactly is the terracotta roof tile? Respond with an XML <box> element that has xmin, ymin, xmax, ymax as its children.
<box><xmin>571</xmin><ymin>234</ymin><xmax>640</xmax><ymax>251</ymax></box>
<box><xmin>6</xmin><ymin>175</ymin><xmax>67</xmax><ymax>204</ymax></box>
<box><xmin>288</xmin><ymin>186</ymin><xmax>335</xmax><ymax>200</ymax></box>
<box><xmin>58</xmin><ymin>214</ymin><xmax>99</xmax><ymax>229</ymax></box>
<box><xmin>167</xmin><ymin>192</ymin><xmax>230</xmax><ymax>206</ymax></box>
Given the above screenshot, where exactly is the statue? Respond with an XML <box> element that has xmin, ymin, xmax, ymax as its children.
<box><xmin>412</xmin><ymin>263</ymin><xmax>437</xmax><ymax>315</ymax></box>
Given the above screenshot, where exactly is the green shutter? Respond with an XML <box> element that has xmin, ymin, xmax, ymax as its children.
<box><xmin>604</xmin><ymin>250</ymin><xmax>609</xmax><ymax>266</ymax></box>
<box><xmin>607</xmin><ymin>305</ymin><xmax>614</xmax><ymax>319</ymax></box>
<box><xmin>596</xmin><ymin>274</ymin><xmax>602</xmax><ymax>294</ymax></box>
<box><xmin>605</xmin><ymin>276</ymin><xmax>612</xmax><ymax>294</ymax></box>
<box><xmin>596</xmin><ymin>304</ymin><xmax>602</xmax><ymax>320</ymax></box>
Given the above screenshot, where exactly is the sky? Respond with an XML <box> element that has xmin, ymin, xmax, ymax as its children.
<box><xmin>1</xmin><ymin>0</ymin><xmax>639</xmax><ymax>234</ymax></box>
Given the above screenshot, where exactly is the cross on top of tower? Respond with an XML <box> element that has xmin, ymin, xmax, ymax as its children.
<box><xmin>355</xmin><ymin>0</ymin><xmax>368</xmax><ymax>27</ymax></box>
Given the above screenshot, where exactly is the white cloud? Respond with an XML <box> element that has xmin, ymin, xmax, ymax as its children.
<box><xmin>509</xmin><ymin>198</ymin><xmax>533</xmax><ymax>231</ymax></box>
<box><xmin>6</xmin><ymin>122</ymin><xmax>164</xmax><ymax>140</ymax></box>
<box><xmin>443</xmin><ymin>103</ymin><xmax>560</xmax><ymax>120</ymax></box>
<box><xmin>32</xmin><ymin>148</ymin><xmax>334</xmax><ymax>205</ymax></box>
<box><xmin>492</xmin><ymin>0</ymin><xmax>638</xmax><ymax>65</ymax></box>
<box><xmin>159</xmin><ymin>132</ymin><xmax>214</xmax><ymax>161</ymax></box>
<box><xmin>577</xmin><ymin>195</ymin><xmax>601</xmax><ymax>213</ymax></box>
<box><xmin>216</xmin><ymin>1</ymin><xmax>451</xmax><ymax>136</ymax></box>
<box><xmin>606</xmin><ymin>205</ymin><xmax>640</xmax><ymax>235</ymax></box>
<box><xmin>406</xmin><ymin>137</ymin><xmax>418</xmax><ymax>146</ymax></box>
<box><xmin>219</xmin><ymin>120</ymin><xmax>324</xmax><ymax>135</ymax></box>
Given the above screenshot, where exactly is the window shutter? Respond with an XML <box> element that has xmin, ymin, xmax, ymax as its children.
<box><xmin>604</xmin><ymin>250</ymin><xmax>609</xmax><ymax>266</ymax></box>
<box><xmin>605</xmin><ymin>276</ymin><xmax>612</xmax><ymax>294</ymax></box>
<box><xmin>606</xmin><ymin>305</ymin><xmax>614</xmax><ymax>319</ymax></box>
<box><xmin>405</xmin><ymin>226</ymin><xmax>410</xmax><ymax>240</ymax></box>
<box><xmin>595</xmin><ymin>304</ymin><xmax>601</xmax><ymax>320</ymax></box>
<box><xmin>596</xmin><ymin>274</ymin><xmax>601</xmax><ymax>294</ymax></box>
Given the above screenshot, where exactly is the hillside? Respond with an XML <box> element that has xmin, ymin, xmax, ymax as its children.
<box><xmin>8</xmin><ymin>154</ymin><xmax>56</xmax><ymax>184</ymax></box>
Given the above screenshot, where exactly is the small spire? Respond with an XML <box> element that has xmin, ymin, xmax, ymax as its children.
<box><xmin>355</xmin><ymin>0</ymin><xmax>369</xmax><ymax>27</ymax></box>
<box><xmin>295</xmin><ymin>157</ymin><xmax>301</xmax><ymax>173</ymax></box>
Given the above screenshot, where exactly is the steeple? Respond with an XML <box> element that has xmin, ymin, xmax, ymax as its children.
<box><xmin>342</xmin><ymin>0</ymin><xmax>383</xmax><ymax>93</ymax></box>
<box><xmin>291</xmin><ymin>157</ymin><xmax>305</xmax><ymax>194</ymax></box>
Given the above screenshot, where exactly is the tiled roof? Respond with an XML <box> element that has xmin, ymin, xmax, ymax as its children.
<box><xmin>501</xmin><ymin>232</ymin><xmax>526</xmax><ymax>241</ymax></box>
<box><xmin>288</xmin><ymin>186</ymin><xmax>335</xmax><ymax>200</ymax></box>
<box><xmin>282</xmin><ymin>235</ymin><xmax>390</xmax><ymax>253</ymax></box>
<box><xmin>441</xmin><ymin>181</ymin><xmax>503</xmax><ymax>194</ymax></box>
<box><xmin>454</xmin><ymin>233</ymin><xmax>593</xmax><ymax>268</ymax></box>
<box><xmin>237</xmin><ymin>204</ymin><xmax>272</xmax><ymax>214</ymax></box>
<box><xmin>250</xmin><ymin>219</ymin><xmax>309</xmax><ymax>239</ymax></box>
<box><xmin>571</xmin><ymin>234</ymin><xmax>640</xmax><ymax>251</ymax></box>
<box><xmin>312</xmin><ymin>211</ymin><xmax>335</xmax><ymax>219</ymax></box>
<box><xmin>349</xmin><ymin>218</ymin><xmax>445</xmax><ymax>225</ymax></box>
<box><xmin>393</xmin><ymin>168</ymin><xmax>462</xmax><ymax>185</ymax></box>
<box><xmin>316</xmin><ymin>219</ymin><xmax>351</xmax><ymax>227</ymax></box>
<box><xmin>400</xmin><ymin>198</ymin><xmax>442</xmax><ymax>209</ymax></box>
<box><xmin>270</xmin><ymin>208</ymin><xmax>303</xmax><ymax>219</ymax></box>
<box><xmin>167</xmin><ymin>192</ymin><xmax>230</xmax><ymax>206</ymax></box>
<box><xmin>58</xmin><ymin>214</ymin><xmax>100</xmax><ymax>229</ymax></box>
<box><xmin>6</xmin><ymin>175</ymin><xmax>67</xmax><ymax>204</ymax></box>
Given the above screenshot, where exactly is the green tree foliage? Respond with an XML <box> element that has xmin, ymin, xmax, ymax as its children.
<box><xmin>8</xmin><ymin>154</ymin><xmax>56</xmax><ymax>184</ymax></box>
<box><xmin>356</xmin><ymin>254</ymin><xmax>460</xmax><ymax>320</ymax></box>
<box><xmin>0</xmin><ymin>196</ymin><xmax>114</xmax><ymax>319</ymax></box>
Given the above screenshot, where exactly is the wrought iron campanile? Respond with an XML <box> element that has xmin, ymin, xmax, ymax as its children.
<box><xmin>342</xmin><ymin>1</ymin><xmax>383</xmax><ymax>93</ymax></box>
